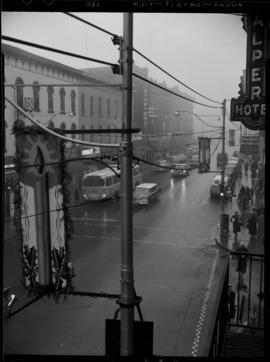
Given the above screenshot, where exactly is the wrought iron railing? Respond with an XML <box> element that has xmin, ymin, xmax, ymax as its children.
<box><xmin>209</xmin><ymin>251</ymin><xmax>264</xmax><ymax>356</ymax></box>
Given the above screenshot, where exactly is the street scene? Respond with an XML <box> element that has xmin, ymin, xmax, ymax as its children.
<box><xmin>2</xmin><ymin>8</ymin><xmax>266</xmax><ymax>359</ymax></box>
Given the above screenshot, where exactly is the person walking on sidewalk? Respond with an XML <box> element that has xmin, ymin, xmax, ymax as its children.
<box><xmin>247</xmin><ymin>212</ymin><xmax>258</xmax><ymax>241</ymax></box>
<box><xmin>238</xmin><ymin>186</ymin><xmax>247</xmax><ymax>220</ymax></box>
<box><xmin>231</xmin><ymin>211</ymin><xmax>243</xmax><ymax>240</ymax></box>
<box><xmin>245</xmin><ymin>186</ymin><xmax>251</xmax><ymax>207</ymax></box>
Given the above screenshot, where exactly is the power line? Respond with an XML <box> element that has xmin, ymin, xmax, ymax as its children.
<box><xmin>133</xmin><ymin>48</ymin><xmax>222</xmax><ymax>105</ymax></box>
<box><xmin>64</xmin><ymin>12</ymin><xmax>117</xmax><ymax>37</ymax></box>
<box><xmin>133</xmin><ymin>73</ymin><xmax>221</xmax><ymax>109</ymax></box>
<box><xmin>62</xmin><ymin>12</ymin><xmax>222</xmax><ymax>106</ymax></box>
<box><xmin>177</xmin><ymin>111</ymin><xmax>221</xmax><ymax>129</ymax></box>
<box><xmin>2</xmin><ymin>36</ymin><xmax>115</xmax><ymax>68</ymax></box>
<box><xmin>5</xmin><ymin>97</ymin><xmax>120</xmax><ymax>148</ymax></box>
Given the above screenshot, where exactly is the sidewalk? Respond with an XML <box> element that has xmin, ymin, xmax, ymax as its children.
<box><xmin>220</xmin><ymin>165</ymin><xmax>264</xmax><ymax>255</ymax></box>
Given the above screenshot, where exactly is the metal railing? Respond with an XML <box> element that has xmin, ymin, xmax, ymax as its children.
<box><xmin>209</xmin><ymin>251</ymin><xmax>264</xmax><ymax>356</ymax></box>
<box><xmin>229</xmin><ymin>251</ymin><xmax>264</xmax><ymax>330</ymax></box>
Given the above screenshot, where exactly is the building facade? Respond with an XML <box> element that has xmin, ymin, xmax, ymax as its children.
<box><xmin>2</xmin><ymin>43</ymin><xmax>122</xmax><ymax>209</ymax></box>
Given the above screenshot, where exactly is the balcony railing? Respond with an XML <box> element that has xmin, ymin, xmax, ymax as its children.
<box><xmin>209</xmin><ymin>251</ymin><xmax>264</xmax><ymax>357</ymax></box>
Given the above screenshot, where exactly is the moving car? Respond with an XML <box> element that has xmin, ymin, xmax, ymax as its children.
<box><xmin>171</xmin><ymin>163</ymin><xmax>190</xmax><ymax>178</ymax></box>
<box><xmin>209</xmin><ymin>174</ymin><xmax>232</xmax><ymax>198</ymax></box>
<box><xmin>133</xmin><ymin>183</ymin><xmax>161</xmax><ymax>205</ymax></box>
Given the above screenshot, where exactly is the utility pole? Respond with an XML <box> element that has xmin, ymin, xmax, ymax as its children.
<box><xmin>220</xmin><ymin>99</ymin><xmax>226</xmax><ymax>241</ymax></box>
<box><xmin>119</xmin><ymin>13</ymin><xmax>134</xmax><ymax>356</ymax></box>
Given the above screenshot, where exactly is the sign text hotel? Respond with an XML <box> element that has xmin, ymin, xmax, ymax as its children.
<box><xmin>230</xmin><ymin>15</ymin><xmax>267</xmax><ymax>130</ymax></box>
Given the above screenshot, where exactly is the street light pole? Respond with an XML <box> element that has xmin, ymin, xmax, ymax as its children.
<box><xmin>220</xmin><ymin>99</ymin><xmax>226</xmax><ymax>241</ymax></box>
<box><xmin>119</xmin><ymin>13</ymin><xmax>134</xmax><ymax>356</ymax></box>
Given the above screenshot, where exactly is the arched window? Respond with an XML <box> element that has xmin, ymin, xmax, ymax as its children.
<box><xmin>32</xmin><ymin>81</ymin><xmax>40</xmax><ymax>112</ymax></box>
<box><xmin>81</xmin><ymin>125</ymin><xmax>85</xmax><ymax>141</ymax></box>
<box><xmin>71</xmin><ymin>122</ymin><xmax>76</xmax><ymax>140</ymax></box>
<box><xmin>47</xmin><ymin>86</ymin><xmax>54</xmax><ymax>113</ymax></box>
<box><xmin>71</xmin><ymin>90</ymin><xmax>76</xmax><ymax>115</ymax></box>
<box><xmin>98</xmin><ymin>97</ymin><xmax>102</xmax><ymax>117</ymax></box>
<box><xmin>60</xmin><ymin>122</ymin><xmax>66</xmax><ymax>130</ymax></box>
<box><xmin>60</xmin><ymin>88</ymin><xmax>66</xmax><ymax>114</ymax></box>
<box><xmin>81</xmin><ymin>93</ymin><xmax>85</xmax><ymax>116</ymax></box>
<box><xmin>48</xmin><ymin>120</ymin><xmax>55</xmax><ymax>128</ymax></box>
<box><xmin>15</xmin><ymin>77</ymin><xmax>24</xmax><ymax>108</ymax></box>
<box><xmin>90</xmin><ymin>96</ymin><xmax>94</xmax><ymax>117</ymax></box>
<box><xmin>107</xmin><ymin>99</ymin><xmax>110</xmax><ymax>119</ymax></box>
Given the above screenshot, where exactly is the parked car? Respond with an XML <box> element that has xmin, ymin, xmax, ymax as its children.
<box><xmin>171</xmin><ymin>163</ymin><xmax>190</xmax><ymax>178</ymax></box>
<box><xmin>133</xmin><ymin>183</ymin><xmax>161</xmax><ymax>205</ymax></box>
<box><xmin>209</xmin><ymin>174</ymin><xmax>232</xmax><ymax>198</ymax></box>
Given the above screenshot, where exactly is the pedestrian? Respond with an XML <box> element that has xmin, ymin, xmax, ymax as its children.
<box><xmin>247</xmin><ymin>212</ymin><xmax>258</xmax><ymax>241</ymax></box>
<box><xmin>239</xmin><ymin>185</ymin><xmax>245</xmax><ymax>196</ymax></box>
<box><xmin>257</xmin><ymin>209</ymin><xmax>264</xmax><ymax>245</ymax></box>
<box><xmin>245</xmin><ymin>186</ymin><xmax>251</xmax><ymax>202</ymax></box>
<box><xmin>238</xmin><ymin>190</ymin><xmax>247</xmax><ymax>219</ymax></box>
<box><xmin>231</xmin><ymin>211</ymin><xmax>243</xmax><ymax>240</ymax></box>
<box><xmin>250</xmin><ymin>186</ymin><xmax>254</xmax><ymax>205</ymax></box>
<box><xmin>228</xmin><ymin>285</ymin><xmax>236</xmax><ymax>321</ymax></box>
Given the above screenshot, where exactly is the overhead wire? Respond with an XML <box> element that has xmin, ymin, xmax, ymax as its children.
<box><xmin>179</xmin><ymin>111</ymin><xmax>221</xmax><ymax>129</ymax></box>
<box><xmin>133</xmin><ymin>48</ymin><xmax>222</xmax><ymax>105</ymax></box>
<box><xmin>63</xmin><ymin>12</ymin><xmax>222</xmax><ymax>106</ymax></box>
<box><xmin>1</xmin><ymin>36</ymin><xmax>115</xmax><ymax>68</ymax></box>
<box><xmin>133</xmin><ymin>73</ymin><xmax>221</xmax><ymax>109</ymax></box>
<box><xmin>5</xmin><ymin>97</ymin><xmax>120</xmax><ymax>148</ymax></box>
<box><xmin>64</xmin><ymin>12</ymin><xmax>116</xmax><ymax>37</ymax></box>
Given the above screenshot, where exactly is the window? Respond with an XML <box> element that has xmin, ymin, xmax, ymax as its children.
<box><xmin>32</xmin><ymin>81</ymin><xmax>40</xmax><ymax>112</ymax></box>
<box><xmin>71</xmin><ymin>122</ymin><xmax>76</xmax><ymax>140</ymax></box>
<box><xmin>114</xmin><ymin>100</ymin><xmax>118</xmax><ymax>119</ymax></box>
<box><xmin>107</xmin><ymin>99</ymin><xmax>110</xmax><ymax>118</ymax></box>
<box><xmin>15</xmin><ymin>77</ymin><xmax>24</xmax><ymax>108</ymax></box>
<box><xmin>84</xmin><ymin>176</ymin><xmax>105</xmax><ymax>187</ymax></box>
<box><xmin>71</xmin><ymin>90</ymin><xmax>76</xmax><ymax>115</ymax></box>
<box><xmin>90</xmin><ymin>96</ymin><xmax>94</xmax><ymax>117</ymax></box>
<box><xmin>60</xmin><ymin>122</ymin><xmax>66</xmax><ymax>130</ymax></box>
<box><xmin>81</xmin><ymin>125</ymin><xmax>85</xmax><ymax>141</ymax></box>
<box><xmin>81</xmin><ymin>93</ymin><xmax>85</xmax><ymax>116</ymax></box>
<box><xmin>48</xmin><ymin>120</ymin><xmax>55</xmax><ymax>128</ymax></box>
<box><xmin>98</xmin><ymin>97</ymin><xmax>102</xmax><ymax>117</ymax></box>
<box><xmin>60</xmin><ymin>88</ymin><xmax>66</xmax><ymax>114</ymax></box>
<box><xmin>47</xmin><ymin>86</ymin><xmax>54</xmax><ymax>113</ymax></box>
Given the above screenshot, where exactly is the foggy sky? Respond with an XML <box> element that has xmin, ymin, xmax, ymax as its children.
<box><xmin>2</xmin><ymin>12</ymin><xmax>247</xmax><ymax>130</ymax></box>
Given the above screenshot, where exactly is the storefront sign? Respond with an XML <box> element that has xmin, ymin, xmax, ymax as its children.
<box><xmin>230</xmin><ymin>15</ymin><xmax>268</xmax><ymax>130</ymax></box>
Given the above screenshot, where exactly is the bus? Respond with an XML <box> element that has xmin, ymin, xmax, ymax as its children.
<box><xmin>82</xmin><ymin>165</ymin><xmax>142</xmax><ymax>201</ymax></box>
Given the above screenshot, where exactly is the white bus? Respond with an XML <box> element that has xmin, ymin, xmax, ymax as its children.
<box><xmin>82</xmin><ymin>165</ymin><xmax>142</xmax><ymax>201</ymax></box>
